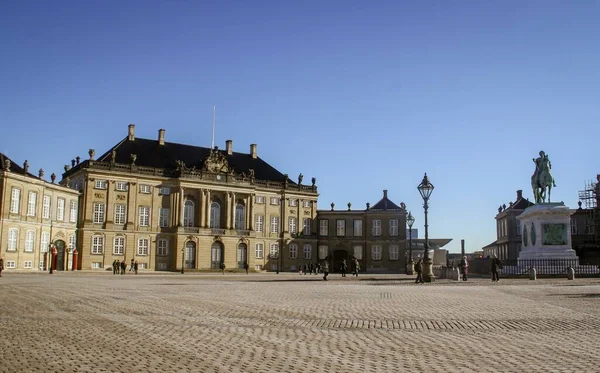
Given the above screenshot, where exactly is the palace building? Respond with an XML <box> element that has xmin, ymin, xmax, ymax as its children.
<box><xmin>61</xmin><ymin>124</ymin><xmax>319</xmax><ymax>271</ymax></box>
<box><xmin>0</xmin><ymin>154</ymin><xmax>79</xmax><ymax>271</ymax></box>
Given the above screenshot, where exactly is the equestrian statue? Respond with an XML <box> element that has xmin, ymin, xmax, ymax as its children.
<box><xmin>531</xmin><ymin>150</ymin><xmax>556</xmax><ymax>204</ymax></box>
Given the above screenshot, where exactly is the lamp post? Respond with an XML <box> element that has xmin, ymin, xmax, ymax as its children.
<box><xmin>181</xmin><ymin>246</ymin><xmax>185</xmax><ymax>274</ymax></box>
<box><xmin>406</xmin><ymin>211</ymin><xmax>415</xmax><ymax>275</ymax></box>
<box><xmin>417</xmin><ymin>173</ymin><xmax>435</xmax><ymax>282</ymax></box>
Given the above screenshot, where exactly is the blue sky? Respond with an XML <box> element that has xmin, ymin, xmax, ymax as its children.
<box><xmin>1</xmin><ymin>0</ymin><xmax>599</xmax><ymax>253</ymax></box>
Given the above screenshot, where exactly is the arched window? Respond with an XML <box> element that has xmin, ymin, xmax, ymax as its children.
<box><xmin>211</xmin><ymin>242</ymin><xmax>223</xmax><ymax>268</ymax></box>
<box><xmin>183</xmin><ymin>200</ymin><xmax>194</xmax><ymax>227</ymax></box>
<box><xmin>210</xmin><ymin>201</ymin><xmax>221</xmax><ymax>228</ymax></box>
<box><xmin>235</xmin><ymin>204</ymin><xmax>245</xmax><ymax>230</ymax></box>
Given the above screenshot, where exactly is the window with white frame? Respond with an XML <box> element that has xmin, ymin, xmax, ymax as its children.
<box><xmin>113</xmin><ymin>236</ymin><xmax>124</xmax><ymax>255</ymax></box>
<box><xmin>159</xmin><ymin>187</ymin><xmax>170</xmax><ymax>195</ymax></box>
<box><xmin>255</xmin><ymin>243</ymin><xmax>264</xmax><ymax>258</ymax></box>
<box><xmin>372</xmin><ymin>220</ymin><xmax>381</xmax><ymax>236</ymax></box>
<box><xmin>183</xmin><ymin>200</ymin><xmax>194</xmax><ymax>227</ymax></box>
<box><xmin>303</xmin><ymin>244</ymin><xmax>312</xmax><ymax>260</ymax></box>
<box><xmin>93</xmin><ymin>203</ymin><xmax>105</xmax><ymax>224</ymax></box>
<box><xmin>269</xmin><ymin>243</ymin><xmax>279</xmax><ymax>258</ymax></box>
<box><xmin>69</xmin><ymin>200</ymin><xmax>77</xmax><ymax>222</ymax></box>
<box><xmin>27</xmin><ymin>192</ymin><xmax>37</xmax><ymax>216</ymax></box>
<box><xmin>288</xmin><ymin>217</ymin><xmax>297</xmax><ymax>234</ymax></box>
<box><xmin>41</xmin><ymin>232</ymin><xmax>50</xmax><ymax>252</ymax></box>
<box><xmin>319</xmin><ymin>220</ymin><xmax>329</xmax><ymax>236</ymax></box>
<box><xmin>68</xmin><ymin>235</ymin><xmax>76</xmax><ymax>251</ymax></box>
<box><xmin>303</xmin><ymin>218</ymin><xmax>311</xmax><ymax>235</ymax></box>
<box><xmin>140</xmin><ymin>184</ymin><xmax>152</xmax><ymax>194</ymax></box>
<box><xmin>270</xmin><ymin>197</ymin><xmax>280</xmax><ymax>205</ymax></box>
<box><xmin>354</xmin><ymin>220</ymin><xmax>363</xmax><ymax>236</ymax></box>
<box><xmin>255</xmin><ymin>195</ymin><xmax>265</xmax><ymax>204</ymax></box>
<box><xmin>318</xmin><ymin>245</ymin><xmax>328</xmax><ymax>259</ymax></box>
<box><xmin>138</xmin><ymin>263</ymin><xmax>147</xmax><ymax>269</ymax></box>
<box><xmin>8</xmin><ymin>229</ymin><xmax>18</xmax><ymax>251</ymax></box>
<box><xmin>159</xmin><ymin>208</ymin><xmax>169</xmax><ymax>227</ymax></box>
<box><xmin>289</xmin><ymin>243</ymin><xmax>298</xmax><ymax>259</ymax></box>
<box><xmin>157</xmin><ymin>239</ymin><xmax>168</xmax><ymax>256</ymax></box>
<box><xmin>57</xmin><ymin>198</ymin><xmax>65</xmax><ymax>221</ymax></box>
<box><xmin>372</xmin><ymin>245</ymin><xmax>382</xmax><ymax>260</ymax></box>
<box><xmin>95</xmin><ymin>180</ymin><xmax>107</xmax><ymax>189</ymax></box>
<box><xmin>91</xmin><ymin>235</ymin><xmax>104</xmax><ymax>254</ymax></box>
<box><xmin>389</xmin><ymin>245</ymin><xmax>399</xmax><ymax>260</ymax></box>
<box><xmin>336</xmin><ymin>219</ymin><xmax>345</xmax><ymax>236</ymax></box>
<box><xmin>10</xmin><ymin>188</ymin><xmax>21</xmax><ymax>213</ymax></box>
<box><xmin>115</xmin><ymin>182</ymin><xmax>128</xmax><ymax>191</ymax></box>
<box><xmin>91</xmin><ymin>262</ymin><xmax>101</xmax><ymax>269</ymax></box>
<box><xmin>139</xmin><ymin>206</ymin><xmax>150</xmax><ymax>226</ymax></box>
<box><xmin>24</xmin><ymin>261</ymin><xmax>32</xmax><ymax>269</ymax></box>
<box><xmin>302</xmin><ymin>200</ymin><xmax>312</xmax><ymax>208</ymax></box>
<box><xmin>516</xmin><ymin>220</ymin><xmax>522</xmax><ymax>235</ymax></box>
<box><xmin>235</xmin><ymin>204</ymin><xmax>245</xmax><ymax>230</ymax></box>
<box><xmin>570</xmin><ymin>218</ymin><xmax>577</xmax><ymax>235</ymax></box>
<box><xmin>353</xmin><ymin>245</ymin><xmax>363</xmax><ymax>260</ymax></box>
<box><xmin>114</xmin><ymin>204</ymin><xmax>126</xmax><ymax>225</ymax></box>
<box><xmin>42</xmin><ymin>195</ymin><xmax>50</xmax><ymax>219</ymax></box>
<box><xmin>6</xmin><ymin>261</ymin><xmax>16</xmax><ymax>269</ymax></box>
<box><xmin>289</xmin><ymin>199</ymin><xmax>297</xmax><ymax>207</ymax></box>
<box><xmin>210</xmin><ymin>201</ymin><xmax>220</xmax><ymax>228</ymax></box>
<box><xmin>270</xmin><ymin>216</ymin><xmax>279</xmax><ymax>233</ymax></box>
<box><xmin>25</xmin><ymin>230</ymin><xmax>35</xmax><ymax>252</ymax></box>
<box><xmin>137</xmin><ymin>238</ymin><xmax>149</xmax><ymax>255</ymax></box>
<box><xmin>39</xmin><ymin>260</ymin><xmax>45</xmax><ymax>269</ymax></box>
<box><xmin>389</xmin><ymin>219</ymin><xmax>398</xmax><ymax>236</ymax></box>
<box><xmin>255</xmin><ymin>215</ymin><xmax>264</xmax><ymax>232</ymax></box>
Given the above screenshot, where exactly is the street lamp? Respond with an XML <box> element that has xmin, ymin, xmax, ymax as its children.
<box><xmin>181</xmin><ymin>246</ymin><xmax>185</xmax><ymax>274</ymax></box>
<box><xmin>417</xmin><ymin>173</ymin><xmax>435</xmax><ymax>282</ymax></box>
<box><xmin>406</xmin><ymin>211</ymin><xmax>415</xmax><ymax>275</ymax></box>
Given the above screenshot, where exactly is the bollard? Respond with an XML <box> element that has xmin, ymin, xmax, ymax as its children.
<box><xmin>529</xmin><ymin>267</ymin><xmax>537</xmax><ymax>281</ymax></box>
<box><xmin>567</xmin><ymin>267</ymin><xmax>575</xmax><ymax>280</ymax></box>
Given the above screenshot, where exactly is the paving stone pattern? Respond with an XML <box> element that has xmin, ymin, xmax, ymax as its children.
<box><xmin>1</xmin><ymin>273</ymin><xmax>600</xmax><ymax>372</ymax></box>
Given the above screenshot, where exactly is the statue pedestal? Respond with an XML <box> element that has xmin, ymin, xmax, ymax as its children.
<box><xmin>516</xmin><ymin>203</ymin><xmax>578</xmax><ymax>261</ymax></box>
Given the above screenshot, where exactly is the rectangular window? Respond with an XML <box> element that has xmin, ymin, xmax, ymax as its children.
<box><xmin>115</xmin><ymin>182</ymin><xmax>128</xmax><ymax>191</ymax></box>
<box><xmin>302</xmin><ymin>218</ymin><xmax>311</xmax><ymax>235</ymax></box>
<box><xmin>372</xmin><ymin>245</ymin><xmax>382</xmax><ymax>260</ymax></box>
<box><xmin>139</xmin><ymin>185</ymin><xmax>152</xmax><ymax>194</ymax></box>
<box><xmin>336</xmin><ymin>219</ymin><xmax>345</xmax><ymax>236</ymax></box>
<box><xmin>157</xmin><ymin>239</ymin><xmax>168</xmax><ymax>256</ymax></box>
<box><xmin>6</xmin><ymin>261</ymin><xmax>16</xmax><ymax>269</ymax></box>
<box><xmin>139</xmin><ymin>207</ymin><xmax>150</xmax><ymax>226</ymax></box>
<box><xmin>255</xmin><ymin>196</ymin><xmax>265</xmax><ymax>204</ymax></box>
<box><xmin>270</xmin><ymin>197</ymin><xmax>280</xmax><ymax>205</ymax></box>
<box><xmin>25</xmin><ymin>231</ymin><xmax>35</xmax><ymax>252</ymax></box>
<box><xmin>27</xmin><ymin>192</ymin><xmax>37</xmax><ymax>216</ymax></box>
<box><xmin>389</xmin><ymin>219</ymin><xmax>398</xmax><ymax>236</ymax></box>
<box><xmin>302</xmin><ymin>200</ymin><xmax>311</xmax><ymax>208</ymax></box>
<box><xmin>389</xmin><ymin>245</ymin><xmax>399</xmax><ymax>260</ymax></box>
<box><xmin>10</xmin><ymin>188</ymin><xmax>21</xmax><ymax>213</ymax></box>
<box><xmin>255</xmin><ymin>215</ymin><xmax>264</xmax><ymax>233</ymax></box>
<box><xmin>42</xmin><ymin>195</ymin><xmax>50</xmax><ymax>218</ymax></box>
<box><xmin>139</xmin><ymin>263</ymin><xmax>147</xmax><ymax>269</ymax></box>
<box><xmin>372</xmin><ymin>220</ymin><xmax>381</xmax><ymax>236</ymax></box>
<box><xmin>57</xmin><ymin>198</ymin><xmax>65</xmax><ymax>221</ymax></box>
<box><xmin>69</xmin><ymin>200</ymin><xmax>77</xmax><ymax>222</ymax></box>
<box><xmin>159</xmin><ymin>187</ymin><xmax>170</xmax><ymax>195</ymax></box>
<box><xmin>113</xmin><ymin>236</ymin><xmax>125</xmax><ymax>255</ymax></box>
<box><xmin>289</xmin><ymin>244</ymin><xmax>297</xmax><ymax>259</ymax></box>
<box><xmin>93</xmin><ymin>203</ymin><xmax>105</xmax><ymax>224</ymax></box>
<box><xmin>68</xmin><ymin>235</ymin><xmax>76</xmax><ymax>251</ymax></box>
<box><xmin>92</xmin><ymin>236</ymin><xmax>104</xmax><ymax>254</ymax></box>
<box><xmin>270</xmin><ymin>216</ymin><xmax>279</xmax><ymax>233</ymax></box>
<box><xmin>39</xmin><ymin>260</ymin><xmax>45</xmax><ymax>269</ymax></box>
<box><xmin>570</xmin><ymin>219</ymin><xmax>577</xmax><ymax>235</ymax></box>
<box><xmin>289</xmin><ymin>199</ymin><xmax>297</xmax><ymax>207</ymax></box>
<box><xmin>8</xmin><ymin>229</ymin><xmax>18</xmax><ymax>251</ymax></box>
<box><xmin>114</xmin><ymin>204</ymin><xmax>126</xmax><ymax>225</ymax></box>
<box><xmin>353</xmin><ymin>245</ymin><xmax>363</xmax><ymax>260</ymax></box>
<box><xmin>269</xmin><ymin>243</ymin><xmax>279</xmax><ymax>258</ymax></box>
<box><xmin>41</xmin><ymin>232</ymin><xmax>50</xmax><ymax>252</ymax></box>
<box><xmin>319</xmin><ymin>220</ymin><xmax>329</xmax><ymax>236</ymax></box>
<box><xmin>95</xmin><ymin>180</ymin><xmax>107</xmax><ymax>189</ymax></box>
<box><xmin>318</xmin><ymin>245</ymin><xmax>328</xmax><ymax>260</ymax></box>
<box><xmin>158</xmin><ymin>263</ymin><xmax>167</xmax><ymax>270</ymax></box>
<box><xmin>303</xmin><ymin>244</ymin><xmax>312</xmax><ymax>260</ymax></box>
<box><xmin>91</xmin><ymin>262</ymin><xmax>102</xmax><ymax>269</ymax></box>
<box><xmin>288</xmin><ymin>217</ymin><xmax>297</xmax><ymax>234</ymax></box>
<box><xmin>137</xmin><ymin>238</ymin><xmax>149</xmax><ymax>255</ymax></box>
<box><xmin>516</xmin><ymin>220</ymin><xmax>522</xmax><ymax>236</ymax></box>
<box><xmin>587</xmin><ymin>219</ymin><xmax>595</xmax><ymax>234</ymax></box>
<box><xmin>354</xmin><ymin>220</ymin><xmax>363</xmax><ymax>236</ymax></box>
<box><xmin>255</xmin><ymin>243</ymin><xmax>264</xmax><ymax>258</ymax></box>
<box><xmin>159</xmin><ymin>208</ymin><xmax>170</xmax><ymax>227</ymax></box>
<box><xmin>24</xmin><ymin>261</ymin><xmax>32</xmax><ymax>269</ymax></box>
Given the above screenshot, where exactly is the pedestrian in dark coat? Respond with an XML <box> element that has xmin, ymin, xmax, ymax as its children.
<box><xmin>0</xmin><ymin>258</ymin><xmax>4</xmax><ymax>277</ymax></box>
<box><xmin>414</xmin><ymin>259</ymin><xmax>424</xmax><ymax>284</ymax></box>
<box><xmin>322</xmin><ymin>261</ymin><xmax>329</xmax><ymax>281</ymax></box>
<box><xmin>120</xmin><ymin>260</ymin><xmax>126</xmax><ymax>274</ymax></box>
<box><xmin>460</xmin><ymin>256</ymin><xmax>469</xmax><ymax>281</ymax></box>
<box><xmin>491</xmin><ymin>255</ymin><xmax>502</xmax><ymax>282</ymax></box>
<box><xmin>134</xmin><ymin>261</ymin><xmax>138</xmax><ymax>274</ymax></box>
<box><xmin>340</xmin><ymin>259</ymin><xmax>347</xmax><ymax>277</ymax></box>
<box><xmin>243</xmin><ymin>261</ymin><xmax>249</xmax><ymax>274</ymax></box>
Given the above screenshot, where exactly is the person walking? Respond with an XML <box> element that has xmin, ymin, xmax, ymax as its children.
<box><xmin>134</xmin><ymin>261</ymin><xmax>138</xmax><ymax>275</ymax></box>
<box><xmin>414</xmin><ymin>259</ymin><xmax>424</xmax><ymax>284</ymax></box>
<box><xmin>353</xmin><ymin>258</ymin><xmax>360</xmax><ymax>277</ymax></box>
<box><xmin>129</xmin><ymin>258</ymin><xmax>134</xmax><ymax>272</ymax></box>
<box><xmin>243</xmin><ymin>261</ymin><xmax>249</xmax><ymax>274</ymax></box>
<box><xmin>460</xmin><ymin>256</ymin><xmax>469</xmax><ymax>281</ymax></box>
<box><xmin>120</xmin><ymin>260</ymin><xmax>126</xmax><ymax>275</ymax></box>
<box><xmin>491</xmin><ymin>255</ymin><xmax>502</xmax><ymax>282</ymax></box>
<box><xmin>0</xmin><ymin>257</ymin><xmax>4</xmax><ymax>277</ymax></box>
<box><xmin>322</xmin><ymin>260</ymin><xmax>329</xmax><ymax>281</ymax></box>
<box><xmin>340</xmin><ymin>259</ymin><xmax>347</xmax><ymax>277</ymax></box>
<box><xmin>220</xmin><ymin>262</ymin><xmax>226</xmax><ymax>274</ymax></box>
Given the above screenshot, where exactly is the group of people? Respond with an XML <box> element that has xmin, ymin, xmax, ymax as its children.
<box><xmin>112</xmin><ymin>259</ymin><xmax>138</xmax><ymax>275</ymax></box>
<box><xmin>414</xmin><ymin>255</ymin><xmax>503</xmax><ymax>283</ymax></box>
<box><xmin>300</xmin><ymin>258</ymin><xmax>361</xmax><ymax>281</ymax></box>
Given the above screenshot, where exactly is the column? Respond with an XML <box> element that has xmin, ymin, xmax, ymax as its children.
<box><xmin>205</xmin><ymin>190</ymin><xmax>211</xmax><ymax>228</ymax></box>
<box><xmin>245</xmin><ymin>196</ymin><xmax>250</xmax><ymax>230</ymax></box>
<box><xmin>179</xmin><ymin>187</ymin><xmax>184</xmax><ymax>227</ymax></box>
<box><xmin>249</xmin><ymin>194</ymin><xmax>254</xmax><ymax>230</ymax></box>
<box><xmin>200</xmin><ymin>189</ymin><xmax>206</xmax><ymax>228</ymax></box>
<box><xmin>225</xmin><ymin>192</ymin><xmax>231</xmax><ymax>229</ymax></box>
<box><xmin>230</xmin><ymin>192</ymin><xmax>236</xmax><ymax>229</ymax></box>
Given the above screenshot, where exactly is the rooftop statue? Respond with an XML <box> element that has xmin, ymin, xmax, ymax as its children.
<box><xmin>531</xmin><ymin>151</ymin><xmax>556</xmax><ymax>204</ymax></box>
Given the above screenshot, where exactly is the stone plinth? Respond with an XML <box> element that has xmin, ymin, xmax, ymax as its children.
<box><xmin>516</xmin><ymin>202</ymin><xmax>578</xmax><ymax>260</ymax></box>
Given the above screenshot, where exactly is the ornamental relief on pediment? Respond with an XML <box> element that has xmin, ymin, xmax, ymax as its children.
<box><xmin>202</xmin><ymin>149</ymin><xmax>231</xmax><ymax>174</ymax></box>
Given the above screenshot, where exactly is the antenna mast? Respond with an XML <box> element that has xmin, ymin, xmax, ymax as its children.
<box><xmin>211</xmin><ymin>105</ymin><xmax>216</xmax><ymax>149</ymax></box>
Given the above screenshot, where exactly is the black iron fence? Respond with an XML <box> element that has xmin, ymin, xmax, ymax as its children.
<box><xmin>469</xmin><ymin>258</ymin><xmax>600</xmax><ymax>277</ymax></box>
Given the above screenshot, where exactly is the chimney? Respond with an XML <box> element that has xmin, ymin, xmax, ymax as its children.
<box><xmin>383</xmin><ymin>190</ymin><xmax>388</xmax><ymax>198</ymax></box>
<box><xmin>517</xmin><ymin>190</ymin><xmax>523</xmax><ymax>200</ymax></box>
<box><xmin>128</xmin><ymin>124</ymin><xmax>135</xmax><ymax>141</ymax></box>
<box><xmin>158</xmin><ymin>129</ymin><xmax>165</xmax><ymax>145</ymax></box>
<box><xmin>461</xmin><ymin>239</ymin><xmax>465</xmax><ymax>257</ymax></box>
<box><xmin>250</xmin><ymin>143</ymin><xmax>257</xmax><ymax>159</ymax></box>
<box><xmin>226</xmin><ymin>140</ymin><xmax>233</xmax><ymax>155</ymax></box>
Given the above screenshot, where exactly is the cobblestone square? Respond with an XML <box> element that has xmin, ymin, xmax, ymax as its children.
<box><xmin>1</xmin><ymin>272</ymin><xmax>599</xmax><ymax>372</ymax></box>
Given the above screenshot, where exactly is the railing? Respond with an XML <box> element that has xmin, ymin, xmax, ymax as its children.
<box><xmin>469</xmin><ymin>258</ymin><xmax>600</xmax><ymax>277</ymax></box>
<box><xmin>211</xmin><ymin>228</ymin><xmax>226</xmax><ymax>235</ymax></box>
<box><xmin>183</xmin><ymin>227</ymin><xmax>199</xmax><ymax>234</ymax></box>
<box><xmin>235</xmin><ymin>230</ymin><xmax>251</xmax><ymax>236</ymax></box>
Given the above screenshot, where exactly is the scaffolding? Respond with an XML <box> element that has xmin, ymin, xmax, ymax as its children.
<box><xmin>577</xmin><ymin>177</ymin><xmax>599</xmax><ymax>252</ymax></box>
